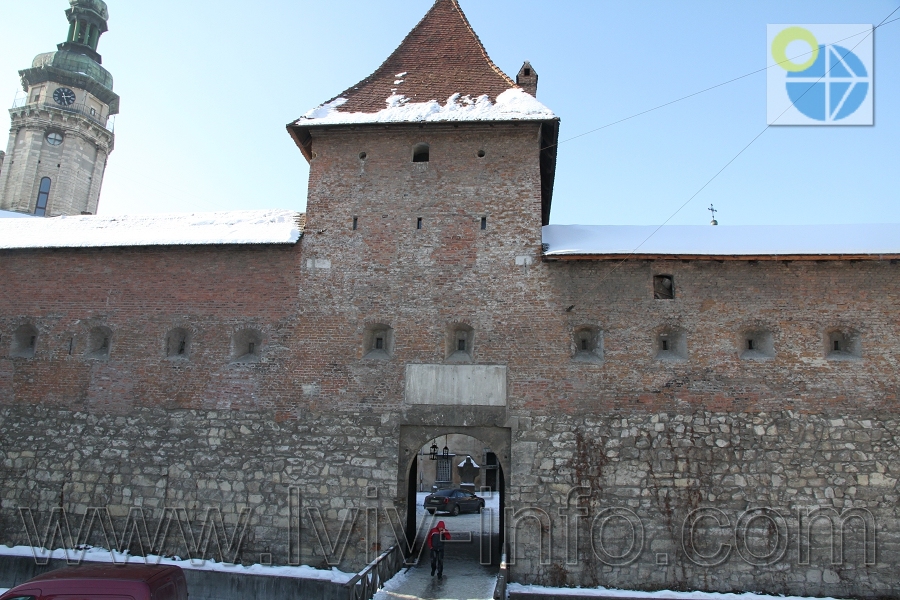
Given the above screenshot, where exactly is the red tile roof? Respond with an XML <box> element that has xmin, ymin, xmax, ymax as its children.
<box><xmin>315</xmin><ymin>0</ymin><xmax>518</xmax><ymax>115</ymax></box>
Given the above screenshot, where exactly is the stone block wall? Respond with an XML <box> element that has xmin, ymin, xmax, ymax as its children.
<box><xmin>506</xmin><ymin>410</ymin><xmax>900</xmax><ymax>598</ymax></box>
<box><xmin>0</xmin><ymin>118</ymin><xmax>899</xmax><ymax>596</ymax></box>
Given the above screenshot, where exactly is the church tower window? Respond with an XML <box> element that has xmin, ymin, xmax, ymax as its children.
<box><xmin>34</xmin><ymin>178</ymin><xmax>51</xmax><ymax>216</ymax></box>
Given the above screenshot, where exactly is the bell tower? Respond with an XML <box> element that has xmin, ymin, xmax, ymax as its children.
<box><xmin>0</xmin><ymin>0</ymin><xmax>119</xmax><ymax>217</ymax></box>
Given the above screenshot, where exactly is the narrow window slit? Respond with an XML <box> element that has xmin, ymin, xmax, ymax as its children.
<box><xmin>417</xmin><ymin>217</ymin><xmax>423</xmax><ymax>230</ymax></box>
<box><xmin>481</xmin><ymin>217</ymin><xmax>487</xmax><ymax>230</ymax></box>
<box><xmin>352</xmin><ymin>217</ymin><xmax>358</xmax><ymax>230</ymax></box>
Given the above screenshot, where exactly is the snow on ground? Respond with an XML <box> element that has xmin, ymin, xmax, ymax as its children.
<box><xmin>415</xmin><ymin>491</ymin><xmax>500</xmax><ymax>535</ymax></box>
<box><xmin>0</xmin><ymin>545</ymin><xmax>353</xmax><ymax>583</ymax></box>
<box><xmin>507</xmin><ymin>585</ymin><xmax>847</xmax><ymax>600</ymax></box>
<box><xmin>0</xmin><ymin>209</ymin><xmax>302</xmax><ymax>249</ymax></box>
<box><xmin>0</xmin><ymin>210</ymin><xmax>33</xmax><ymax>218</ymax></box>
<box><xmin>543</xmin><ymin>224</ymin><xmax>900</xmax><ymax>257</ymax></box>
<box><xmin>297</xmin><ymin>89</ymin><xmax>556</xmax><ymax>126</ymax></box>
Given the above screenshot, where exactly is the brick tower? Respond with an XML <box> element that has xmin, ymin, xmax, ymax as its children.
<box><xmin>287</xmin><ymin>0</ymin><xmax>560</xmax><ymax>558</ymax></box>
<box><xmin>0</xmin><ymin>0</ymin><xmax>118</xmax><ymax>217</ymax></box>
<box><xmin>288</xmin><ymin>0</ymin><xmax>560</xmax><ymax>273</ymax></box>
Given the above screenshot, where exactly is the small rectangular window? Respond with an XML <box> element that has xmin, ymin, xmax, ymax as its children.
<box><xmin>417</xmin><ymin>217</ymin><xmax>423</xmax><ymax>230</ymax></box>
<box><xmin>457</xmin><ymin>339</ymin><xmax>466</xmax><ymax>352</ymax></box>
<box><xmin>661</xmin><ymin>340</ymin><xmax>669</xmax><ymax>351</ymax></box>
<box><xmin>352</xmin><ymin>217</ymin><xmax>358</xmax><ymax>230</ymax></box>
<box><xmin>481</xmin><ymin>217</ymin><xmax>487</xmax><ymax>230</ymax></box>
<box><xmin>248</xmin><ymin>342</ymin><xmax>255</xmax><ymax>355</ymax></box>
<box><xmin>375</xmin><ymin>337</ymin><xmax>384</xmax><ymax>350</ymax></box>
<box><xmin>654</xmin><ymin>275</ymin><xmax>675</xmax><ymax>300</ymax></box>
<box><xmin>834</xmin><ymin>340</ymin><xmax>840</xmax><ymax>351</ymax></box>
<box><xmin>747</xmin><ymin>339</ymin><xmax>755</xmax><ymax>350</ymax></box>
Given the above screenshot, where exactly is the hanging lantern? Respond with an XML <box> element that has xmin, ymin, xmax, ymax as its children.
<box><xmin>429</xmin><ymin>442</ymin><xmax>439</xmax><ymax>461</ymax></box>
<box><xmin>442</xmin><ymin>445</ymin><xmax>450</xmax><ymax>456</ymax></box>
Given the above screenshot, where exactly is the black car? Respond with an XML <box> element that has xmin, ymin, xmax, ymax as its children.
<box><xmin>424</xmin><ymin>488</ymin><xmax>485</xmax><ymax>516</ymax></box>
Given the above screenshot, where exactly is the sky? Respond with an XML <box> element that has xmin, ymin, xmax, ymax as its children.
<box><xmin>0</xmin><ymin>0</ymin><xmax>897</xmax><ymax>226</ymax></box>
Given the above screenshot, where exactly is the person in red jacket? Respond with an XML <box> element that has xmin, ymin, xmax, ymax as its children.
<box><xmin>427</xmin><ymin>520</ymin><xmax>451</xmax><ymax>579</ymax></box>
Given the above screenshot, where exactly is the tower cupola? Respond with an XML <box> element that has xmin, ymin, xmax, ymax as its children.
<box><xmin>61</xmin><ymin>0</ymin><xmax>110</xmax><ymax>62</ymax></box>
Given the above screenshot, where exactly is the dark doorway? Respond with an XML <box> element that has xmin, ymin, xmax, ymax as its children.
<box><xmin>406</xmin><ymin>439</ymin><xmax>505</xmax><ymax>566</ymax></box>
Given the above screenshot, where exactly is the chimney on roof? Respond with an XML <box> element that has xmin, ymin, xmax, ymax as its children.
<box><xmin>517</xmin><ymin>61</ymin><xmax>538</xmax><ymax>97</ymax></box>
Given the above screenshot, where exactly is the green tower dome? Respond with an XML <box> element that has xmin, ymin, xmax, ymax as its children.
<box><xmin>30</xmin><ymin>50</ymin><xmax>114</xmax><ymax>90</ymax></box>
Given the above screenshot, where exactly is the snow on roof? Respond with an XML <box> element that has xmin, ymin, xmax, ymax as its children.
<box><xmin>300</xmin><ymin>0</ymin><xmax>520</xmax><ymax>117</ymax></box>
<box><xmin>0</xmin><ymin>209</ymin><xmax>35</xmax><ymax>219</ymax></box>
<box><xmin>296</xmin><ymin>89</ymin><xmax>556</xmax><ymax>127</ymax></box>
<box><xmin>0</xmin><ymin>209</ymin><xmax>303</xmax><ymax>250</ymax></box>
<box><xmin>543</xmin><ymin>224</ymin><xmax>900</xmax><ymax>258</ymax></box>
<box><xmin>458</xmin><ymin>456</ymin><xmax>480</xmax><ymax>469</ymax></box>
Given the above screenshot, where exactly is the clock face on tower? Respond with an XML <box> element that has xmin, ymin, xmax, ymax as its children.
<box><xmin>53</xmin><ymin>87</ymin><xmax>77</xmax><ymax>106</ymax></box>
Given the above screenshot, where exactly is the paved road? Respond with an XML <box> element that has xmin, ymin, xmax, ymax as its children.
<box><xmin>374</xmin><ymin>492</ymin><xmax>500</xmax><ymax>600</ymax></box>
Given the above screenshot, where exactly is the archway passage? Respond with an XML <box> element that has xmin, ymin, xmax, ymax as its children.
<box><xmin>403</xmin><ymin>432</ymin><xmax>506</xmax><ymax>567</ymax></box>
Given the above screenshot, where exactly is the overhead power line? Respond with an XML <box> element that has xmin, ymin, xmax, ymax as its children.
<box><xmin>580</xmin><ymin>4</ymin><xmax>899</xmax><ymax>287</ymax></box>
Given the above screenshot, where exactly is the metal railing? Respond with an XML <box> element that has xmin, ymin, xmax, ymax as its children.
<box><xmin>344</xmin><ymin>545</ymin><xmax>405</xmax><ymax>600</ymax></box>
<box><xmin>10</xmin><ymin>97</ymin><xmax>114</xmax><ymax>132</ymax></box>
<box><xmin>493</xmin><ymin>537</ymin><xmax>509</xmax><ymax>600</ymax></box>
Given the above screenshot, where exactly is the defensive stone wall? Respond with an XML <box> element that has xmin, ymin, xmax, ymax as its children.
<box><xmin>507</xmin><ymin>409</ymin><xmax>899</xmax><ymax>598</ymax></box>
<box><xmin>0</xmin><ymin>121</ymin><xmax>899</xmax><ymax>595</ymax></box>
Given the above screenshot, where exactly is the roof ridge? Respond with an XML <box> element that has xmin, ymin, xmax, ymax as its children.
<box><xmin>446</xmin><ymin>0</ymin><xmax>517</xmax><ymax>89</ymax></box>
<box><xmin>320</xmin><ymin>0</ymin><xmax>517</xmax><ymax>110</ymax></box>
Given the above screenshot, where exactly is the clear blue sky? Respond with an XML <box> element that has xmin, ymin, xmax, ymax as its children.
<box><xmin>1</xmin><ymin>1</ymin><xmax>897</xmax><ymax>225</ymax></box>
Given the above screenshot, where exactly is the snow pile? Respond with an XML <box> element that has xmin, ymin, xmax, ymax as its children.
<box><xmin>0</xmin><ymin>545</ymin><xmax>353</xmax><ymax>583</ymax></box>
<box><xmin>507</xmin><ymin>585</ymin><xmax>846</xmax><ymax>600</ymax></box>
<box><xmin>296</xmin><ymin>88</ymin><xmax>556</xmax><ymax>126</ymax></box>
<box><xmin>0</xmin><ymin>209</ymin><xmax>302</xmax><ymax>250</ymax></box>
<box><xmin>543</xmin><ymin>224</ymin><xmax>900</xmax><ymax>257</ymax></box>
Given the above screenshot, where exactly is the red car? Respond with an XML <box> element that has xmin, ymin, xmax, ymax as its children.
<box><xmin>0</xmin><ymin>564</ymin><xmax>188</xmax><ymax>600</ymax></box>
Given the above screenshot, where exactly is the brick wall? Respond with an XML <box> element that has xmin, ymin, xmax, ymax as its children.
<box><xmin>0</xmin><ymin>120</ymin><xmax>899</xmax><ymax>595</ymax></box>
